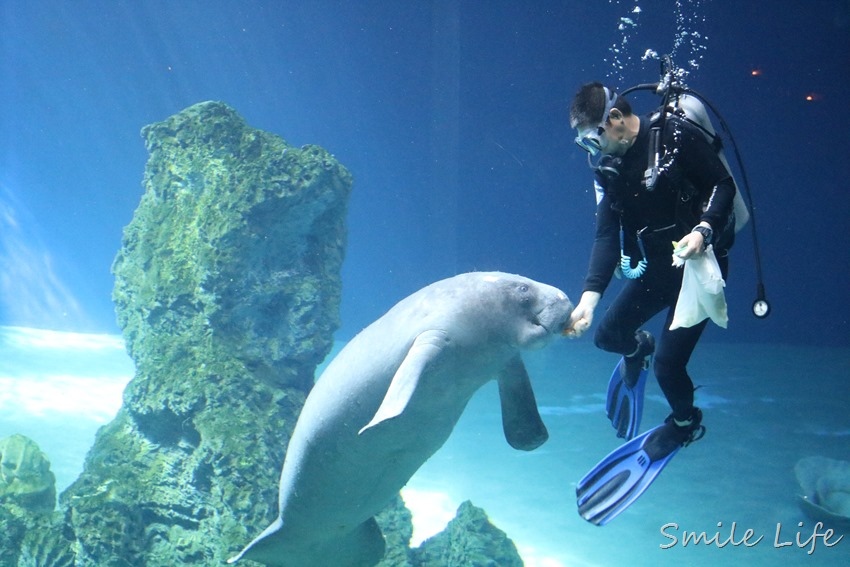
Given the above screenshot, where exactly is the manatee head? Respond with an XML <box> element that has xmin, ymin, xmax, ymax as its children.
<box><xmin>475</xmin><ymin>272</ymin><xmax>573</xmax><ymax>349</ymax></box>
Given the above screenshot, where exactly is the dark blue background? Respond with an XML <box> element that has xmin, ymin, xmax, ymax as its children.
<box><xmin>2</xmin><ymin>1</ymin><xmax>848</xmax><ymax>346</ymax></box>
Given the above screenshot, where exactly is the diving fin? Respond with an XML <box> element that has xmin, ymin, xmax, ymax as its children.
<box><xmin>576</xmin><ymin>415</ymin><xmax>704</xmax><ymax>526</ymax></box>
<box><xmin>605</xmin><ymin>355</ymin><xmax>649</xmax><ymax>440</ymax></box>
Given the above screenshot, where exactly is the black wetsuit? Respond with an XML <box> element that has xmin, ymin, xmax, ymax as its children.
<box><xmin>583</xmin><ymin>112</ymin><xmax>736</xmax><ymax>420</ymax></box>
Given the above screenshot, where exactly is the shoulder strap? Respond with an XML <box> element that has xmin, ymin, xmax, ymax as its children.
<box><xmin>644</xmin><ymin>109</ymin><xmax>665</xmax><ymax>191</ymax></box>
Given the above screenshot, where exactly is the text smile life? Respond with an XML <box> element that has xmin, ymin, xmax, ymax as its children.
<box><xmin>660</xmin><ymin>521</ymin><xmax>844</xmax><ymax>554</ymax></box>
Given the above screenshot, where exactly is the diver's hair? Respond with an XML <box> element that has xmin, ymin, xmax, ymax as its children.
<box><xmin>569</xmin><ymin>82</ymin><xmax>632</xmax><ymax>129</ymax></box>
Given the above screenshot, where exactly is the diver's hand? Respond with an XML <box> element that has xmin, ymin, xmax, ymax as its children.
<box><xmin>674</xmin><ymin>223</ymin><xmax>711</xmax><ymax>260</ymax></box>
<box><xmin>564</xmin><ymin>291</ymin><xmax>601</xmax><ymax>338</ymax></box>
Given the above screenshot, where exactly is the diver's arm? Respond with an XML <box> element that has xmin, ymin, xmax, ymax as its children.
<box><xmin>676</xmin><ymin>177</ymin><xmax>735</xmax><ymax>259</ymax></box>
<box><xmin>582</xmin><ymin>195</ymin><xmax>620</xmax><ymax>294</ymax></box>
<box><xmin>676</xmin><ymin>120</ymin><xmax>737</xmax><ymax>230</ymax></box>
<box><xmin>699</xmin><ymin>177</ymin><xmax>735</xmax><ymax>232</ymax></box>
<box><xmin>568</xmin><ymin>195</ymin><xmax>618</xmax><ymax>337</ymax></box>
<box><xmin>673</xmin><ymin>119</ymin><xmax>737</xmax><ymax>258</ymax></box>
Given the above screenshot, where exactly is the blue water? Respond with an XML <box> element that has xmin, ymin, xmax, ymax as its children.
<box><xmin>2</xmin><ymin>1</ymin><xmax>849</xmax><ymax>566</ymax></box>
<box><xmin>410</xmin><ymin>339</ymin><xmax>850</xmax><ymax>567</ymax></box>
<box><xmin>2</xmin><ymin>0</ymin><xmax>848</xmax><ymax>345</ymax></box>
<box><xmin>2</xmin><ymin>328</ymin><xmax>848</xmax><ymax>566</ymax></box>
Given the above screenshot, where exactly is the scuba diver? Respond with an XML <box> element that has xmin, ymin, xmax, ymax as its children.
<box><xmin>565</xmin><ymin>58</ymin><xmax>765</xmax><ymax>525</ymax></box>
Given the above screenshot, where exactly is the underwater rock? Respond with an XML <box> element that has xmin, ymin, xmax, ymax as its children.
<box><xmin>0</xmin><ymin>434</ymin><xmax>56</xmax><ymax>514</ymax></box>
<box><xmin>51</xmin><ymin>101</ymin><xmax>352</xmax><ymax>565</ymax></box>
<box><xmin>376</xmin><ymin>495</ymin><xmax>415</xmax><ymax>567</ymax></box>
<box><xmin>795</xmin><ymin>456</ymin><xmax>850</xmax><ymax>531</ymax></box>
<box><xmin>412</xmin><ymin>500</ymin><xmax>524</xmax><ymax>567</ymax></box>
<box><xmin>0</xmin><ymin>510</ymin><xmax>29</xmax><ymax>566</ymax></box>
<box><xmin>18</xmin><ymin>100</ymin><xmax>527</xmax><ymax>566</ymax></box>
<box><xmin>0</xmin><ymin>434</ymin><xmax>57</xmax><ymax>564</ymax></box>
<box><xmin>17</xmin><ymin>522</ymin><xmax>77</xmax><ymax>567</ymax></box>
<box><xmin>114</xmin><ymin>100</ymin><xmax>351</xmax><ymax>394</ymax></box>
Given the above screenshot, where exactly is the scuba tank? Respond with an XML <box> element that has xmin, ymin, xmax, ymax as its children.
<box><xmin>666</xmin><ymin>93</ymin><xmax>750</xmax><ymax>234</ymax></box>
<box><xmin>621</xmin><ymin>55</ymin><xmax>770</xmax><ymax>319</ymax></box>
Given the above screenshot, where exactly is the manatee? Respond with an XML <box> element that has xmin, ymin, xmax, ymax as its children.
<box><xmin>228</xmin><ymin>272</ymin><xmax>572</xmax><ymax>566</ymax></box>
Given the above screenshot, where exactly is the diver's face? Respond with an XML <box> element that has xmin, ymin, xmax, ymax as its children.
<box><xmin>574</xmin><ymin>122</ymin><xmax>609</xmax><ymax>156</ymax></box>
<box><xmin>575</xmin><ymin>109</ymin><xmax>625</xmax><ymax>157</ymax></box>
<box><xmin>599</xmin><ymin>108</ymin><xmax>634</xmax><ymax>157</ymax></box>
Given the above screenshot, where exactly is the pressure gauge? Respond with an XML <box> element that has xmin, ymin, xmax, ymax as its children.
<box><xmin>752</xmin><ymin>299</ymin><xmax>770</xmax><ymax>319</ymax></box>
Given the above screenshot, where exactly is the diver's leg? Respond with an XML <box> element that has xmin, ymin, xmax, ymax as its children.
<box><xmin>594</xmin><ymin>272</ymin><xmax>668</xmax><ymax>395</ymax></box>
<box><xmin>593</xmin><ymin>277</ymin><xmax>666</xmax><ymax>356</ymax></box>
<box><xmin>654</xmin><ymin>317</ymin><xmax>708</xmax><ymax>420</ymax></box>
<box><xmin>654</xmin><ymin>254</ymin><xmax>729</xmax><ymax>421</ymax></box>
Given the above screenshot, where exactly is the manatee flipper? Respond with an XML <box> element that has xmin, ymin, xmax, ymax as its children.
<box><xmin>228</xmin><ymin>517</ymin><xmax>386</xmax><ymax>567</ymax></box>
<box><xmin>359</xmin><ymin>329</ymin><xmax>449</xmax><ymax>434</ymax></box>
<box><xmin>497</xmin><ymin>354</ymin><xmax>548</xmax><ymax>450</ymax></box>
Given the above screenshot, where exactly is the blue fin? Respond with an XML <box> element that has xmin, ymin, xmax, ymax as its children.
<box><xmin>576</xmin><ymin>423</ymin><xmax>683</xmax><ymax>526</ymax></box>
<box><xmin>605</xmin><ymin>356</ymin><xmax>649</xmax><ymax>440</ymax></box>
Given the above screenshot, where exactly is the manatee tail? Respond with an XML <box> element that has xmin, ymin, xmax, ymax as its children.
<box><xmin>227</xmin><ymin>517</ymin><xmax>386</xmax><ymax>567</ymax></box>
<box><xmin>227</xmin><ymin>518</ymin><xmax>284</xmax><ymax>564</ymax></box>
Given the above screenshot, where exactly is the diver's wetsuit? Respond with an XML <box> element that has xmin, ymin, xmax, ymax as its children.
<box><xmin>582</xmin><ymin>113</ymin><xmax>736</xmax><ymax>421</ymax></box>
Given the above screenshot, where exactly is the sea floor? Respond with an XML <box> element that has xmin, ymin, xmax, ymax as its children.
<box><xmin>404</xmin><ymin>339</ymin><xmax>850</xmax><ymax>567</ymax></box>
<box><xmin>2</xmin><ymin>326</ymin><xmax>848</xmax><ymax>567</ymax></box>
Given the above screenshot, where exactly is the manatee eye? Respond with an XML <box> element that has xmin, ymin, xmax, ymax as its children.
<box><xmin>519</xmin><ymin>284</ymin><xmax>529</xmax><ymax>293</ymax></box>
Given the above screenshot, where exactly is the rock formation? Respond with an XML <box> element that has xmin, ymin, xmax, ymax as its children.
<box><xmin>40</xmin><ymin>101</ymin><xmax>350</xmax><ymax>565</ymax></box>
<box><xmin>0</xmin><ymin>434</ymin><xmax>58</xmax><ymax>564</ymax></box>
<box><xmin>412</xmin><ymin>501</ymin><xmax>524</xmax><ymax>567</ymax></box>
<box><xmin>4</xmin><ymin>101</ymin><xmax>527</xmax><ymax>566</ymax></box>
<box><xmin>0</xmin><ymin>434</ymin><xmax>56</xmax><ymax>514</ymax></box>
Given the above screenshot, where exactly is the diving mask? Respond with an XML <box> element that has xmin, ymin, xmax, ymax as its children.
<box><xmin>574</xmin><ymin>86</ymin><xmax>617</xmax><ymax>156</ymax></box>
<box><xmin>576</xmin><ymin>125</ymin><xmax>607</xmax><ymax>155</ymax></box>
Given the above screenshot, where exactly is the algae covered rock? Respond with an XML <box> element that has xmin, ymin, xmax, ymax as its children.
<box><xmin>376</xmin><ymin>494</ymin><xmax>416</xmax><ymax>567</ymax></box>
<box><xmin>413</xmin><ymin>500</ymin><xmax>524</xmax><ymax>566</ymax></box>
<box><xmin>0</xmin><ymin>434</ymin><xmax>56</xmax><ymax>514</ymax></box>
<box><xmin>53</xmin><ymin>101</ymin><xmax>352</xmax><ymax>566</ymax></box>
<box><xmin>13</xmin><ymin>100</ymin><xmax>529</xmax><ymax>566</ymax></box>
<box><xmin>114</xmin><ymin>100</ymin><xmax>350</xmax><ymax>394</ymax></box>
<box><xmin>0</xmin><ymin>434</ymin><xmax>58</xmax><ymax>565</ymax></box>
<box><xmin>17</xmin><ymin>523</ymin><xmax>77</xmax><ymax>567</ymax></box>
